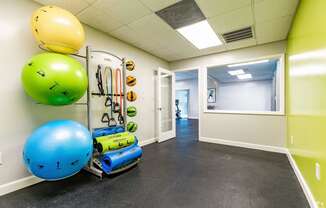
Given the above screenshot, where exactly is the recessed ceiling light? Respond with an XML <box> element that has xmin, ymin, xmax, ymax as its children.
<box><xmin>228</xmin><ymin>59</ymin><xmax>269</xmax><ymax>68</ymax></box>
<box><xmin>237</xmin><ymin>74</ymin><xmax>252</xmax><ymax>80</ymax></box>
<box><xmin>177</xmin><ymin>20</ymin><xmax>223</xmax><ymax>49</ymax></box>
<box><xmin>228</xmin><ymin>69</ymin><xmax>245</xmax><ymax>76</ymax></box>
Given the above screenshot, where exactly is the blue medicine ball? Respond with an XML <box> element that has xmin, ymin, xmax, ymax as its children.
<box><xmin>23</xmin><ymin>120</ymin><xmax>93</xmax><ymax>180</ymax></box>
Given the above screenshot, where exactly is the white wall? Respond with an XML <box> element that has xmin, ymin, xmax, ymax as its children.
<box><xmin>170</xmin><ymin>41</ymin><xmax>286</xmax><ymax>148</ymax></box>
<box><xmin>175</xmin><ymin>78</ymin><xmax>198</xmax><ymax>118</ymax></box>
<box><xmin>214</xmin><ymin>80</ymin><xmax>273</xmax><ymax>111</ymax></box>
<box><xmin>0</xmin><ymin>0</ymin><xmax>168</xmax><ymax>186</ymax></box>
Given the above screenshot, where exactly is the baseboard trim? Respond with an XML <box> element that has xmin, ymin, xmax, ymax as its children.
<box><xmin>199</xmin><ymin>137</ymin><xmax>288</xmax><ymax>154</ymax></box>
<box><xmin>0</xmin><ymin>137</ymin><xmax>157</xmax><ymax>196</ymax></box>
<box><xmin>286</xmin><ymin>151</ymin><xmax>318</xmax><ymax>208</ymax></box>
<box><xmin>199</xmin><ymin>136</ymin><xmax>316</xmax><ymax>207</ymax></box>
<box><xmin>139</xmin><ymin>137</ymin><xmax>157</xmax><ymax>147</ymax></box>
<box><xmin>0</xmin><ymin>137</ymin><xmax>316</xmax><ymax>208</ymax></box>
<box><xmin>0</xmin><ymin>175</ymin><xmax>44</xmax><ymax>196</ymax></box>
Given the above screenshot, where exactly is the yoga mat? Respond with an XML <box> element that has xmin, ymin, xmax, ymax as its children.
<box><xmin>95</xmin><ymin>132</ymin><xmax>136</xmax><ymax>153</ymax></box>
<box><xmin>92</xmin><ymin>126</ymin><xmax>124</xmax><ymax>138</ymax></box>
<box><xmin>100</xmin><ymin>144</ymin><xmax>142</xmax><ymax>174</ymax></box>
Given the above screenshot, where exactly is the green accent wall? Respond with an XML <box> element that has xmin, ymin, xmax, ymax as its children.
<box><xmin>287</xmin><ymin>0</ymin><xmax>326</xmax><ymax>207</ymax></box>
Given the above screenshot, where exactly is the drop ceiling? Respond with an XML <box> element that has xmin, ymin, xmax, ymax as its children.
<box><xmin>33</xmin><ymin>0</ymin><xmax>299</xmax><ymax>62</ymax></box>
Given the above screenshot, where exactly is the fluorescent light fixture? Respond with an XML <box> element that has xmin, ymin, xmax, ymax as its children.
<box><xmin>228</xmin><ymin>59</ymin><xmax>269</xmax><ymax>68</ymax></box>
<box><xmin>177</xmin><ymin>20</ymin><xmax>223</xmax><ymax>49</ymax></box>
<box><xmin>228</xmin><ymin>69</ymin><xmax>245</xmax><ymax>76</ymax></box>
<box><xmin>237</xmin><ymin>74</ymin><xmax>252</xmax><ymax>80</ymax></box>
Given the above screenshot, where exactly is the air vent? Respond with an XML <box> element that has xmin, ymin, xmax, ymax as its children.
<box><xmin>155</xmin><ymin>0</ymin><xmax>205</xmax><ymax>29</ymax></box>
<box><xmin>222</xmin><ymin>27</ymin><xmax>253</xmax><ymax>43</ymax></box>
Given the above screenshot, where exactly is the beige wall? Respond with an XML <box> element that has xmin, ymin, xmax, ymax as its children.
<box><xmin>170</xmin><ymin>41</ymin><xmax>287</xmax><ymax>147</ymax></box>
<box><xmin>0</xmin><ymin>0</ymin><xmax>168</xmax><ymax>185</ymax></box>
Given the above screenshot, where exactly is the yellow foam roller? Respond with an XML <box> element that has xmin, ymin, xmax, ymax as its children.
<box><xmin>31</xmin><ymin>5</ymin><xmax>85</xmax><ymax>54</ymax></box>
<box><xmin>95</xmin><ymin>132</ymin><xmax>136</xmax><ymax>153</ymax></box>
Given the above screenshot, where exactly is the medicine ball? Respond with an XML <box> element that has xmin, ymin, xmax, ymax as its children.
<box><xmin>126</xmin><ymin>60</ymin><xmax>135</xmax><ymax>71</ymax></box>
<box><xmin>126</xmin><ymin>75</ymin><xmax>136</xmax><ymax>87</ymax></box>
<box><xmin>127</xmin><ymin>91</ymin><xmax>137</xmax><ymax>102</ymax></box>
<box><xmin>127</xmin><ymin>121</ymin><xmax>138</xmax><ymax>133</ymax></box>
<box><xmin>127</xmin><ymin>106</ymin><xmax>137</xmax><ymax>117</ymax></box>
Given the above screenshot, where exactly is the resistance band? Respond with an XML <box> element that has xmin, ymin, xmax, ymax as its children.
<box><xmin>95</xmin><ymin>65</ymin><xmax>104</xmax><ymax>95</ymax></box>
<box><xmin>115</xmin><ymin>68</ymin><xmax>124</xmax><ymax>125</ymax></box>
<box><xmin>101</xmin><ymin>66</ymin><xmax>117</xmax><ymax>127</ymax></box>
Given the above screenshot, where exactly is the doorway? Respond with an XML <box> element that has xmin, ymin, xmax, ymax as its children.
<box><xmin>155</xmin><ymin>67</ymin><xmax>176</xmax><ymax>143</ymax></box>
<box><xmin>175</xmin><ymin>69</ymin><xmax>199</xmax><ymax>141</ymax></box>
<box><xmin>176</xmin><ymin>89</ymin><xmax>189</xmax><ymax>118</ymax></box>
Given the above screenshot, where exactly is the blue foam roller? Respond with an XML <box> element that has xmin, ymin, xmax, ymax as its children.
<box><xmin>92</xmin><ymin>126</ymin><xmax>125</xmax><ymax>138</ymax></box>
<box><xmin>100</xmin><ymin>143</ymin><xmax>142</xmax><ymax>174</ymax></box>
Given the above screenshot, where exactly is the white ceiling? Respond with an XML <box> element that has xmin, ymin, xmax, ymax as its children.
<box><xmin>33</xmin><ymin>0</ymin><xmax>299</xmax><ymax>62</ymax></box>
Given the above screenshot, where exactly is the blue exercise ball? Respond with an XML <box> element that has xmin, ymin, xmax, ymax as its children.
<box><xmin>23</xmin><ymin>120</ymin><xmax>92</xmax><ymax>180</ymax></box>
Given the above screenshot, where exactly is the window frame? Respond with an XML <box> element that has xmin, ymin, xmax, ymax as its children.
<box><xmin>203</xmin><ymin>53</ymin><xmax>285</xmax><ymax>116</ymax></box>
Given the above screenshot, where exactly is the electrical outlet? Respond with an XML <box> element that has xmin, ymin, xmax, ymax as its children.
<box><xmin>316</xmin><ymin>162</ymin><xmax>321</xmax><ymax>181</ymax></box>
<box><xmin>290</xmin><ymin>136</ymin><xmax>294</xmax><ymax>145</ymax></box>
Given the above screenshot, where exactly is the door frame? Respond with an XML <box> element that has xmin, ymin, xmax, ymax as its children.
<box><xmin>176</xmin><ymin>89</ymin><xmax>190</xmax><ymax>118</ymax></box>
<box><xmin>156</xmin><ymin>67</ymin><xmax>176</xmax><ymax>143</ymax></box>
<box><xmin>173</xmin><ymin>67</ymin><xmax>201</xmax><ymax>140</ymax></box>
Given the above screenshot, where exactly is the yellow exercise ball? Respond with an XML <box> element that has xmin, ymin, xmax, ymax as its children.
<box><xmin>31</xmin><ymin>5</ymin><xmax>85</xmax><ymax>54</ymax></box>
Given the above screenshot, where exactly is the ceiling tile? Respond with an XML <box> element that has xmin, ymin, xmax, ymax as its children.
<box><xmin>195</xmin><ymin>0</ymin><xmax>251</xmax><ymax>18</ymax></box>
<box><xmin>78</xmin><ymin>5</ymin><xmax>123</xmax><ymax>33</ymax></box>
<box><xmin>254</xmin><ymin>0</ymin><xmax>299</xmax><ymax>23</ymax></box>
<box><xmin>93</xmin><ymin>0</ymin><xmax>152</xmax><ymax>25</ymax></box>
<box><xmin>255</xmin><ymin>15</ymin><xmax>293</xmax><ymax>44</ymax></box>
<box><xmin>196</xmin><ymin>45</ymin><xmax>227</xmax><ymax>56</ymax></box>
<box><xmin>139</xmin><ymin>0</ymin><xmax>178</xmax><ymax>12</ymax></box>
<box><xmin>208</xmin><ymin>5</ymin><xmax>254</xmax><ymax>34</ymax></box>
<box><xmin>110</xmin><ymin>26</ymin><xmax>141</xmax><ymax>45</ymax></box>
<box><xmin>225</xmin><ymin>38</ymin><xmax>257</xmax><ymax>50</ymax></box>
<box><xmin>33</xmin><ymin>0</ymin><xmax>91</xmax><ymax>14</ymax></box>
<box><xmin>127</xmin><ymin>14</ymin><xmax>181</xmax><ymax>48</ymax></box>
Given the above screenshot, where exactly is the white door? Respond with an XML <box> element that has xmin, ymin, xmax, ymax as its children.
<box><xmin>156</xmin><ymin>67</ymin><xmax>176</xmax><ymax>143</ymax></box>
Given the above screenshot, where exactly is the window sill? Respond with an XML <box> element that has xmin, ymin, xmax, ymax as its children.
<box><xmin>203</xmin><ymin>110</ymin><xmax>285</xmax><ymax>116</ymax></box>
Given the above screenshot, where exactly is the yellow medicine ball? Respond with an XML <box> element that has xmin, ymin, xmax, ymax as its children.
<box><xmin>127</xmin><ymin>91</ymin><xmax>137</xmax><ymax>102</ymax></box>
<box><xmin>126</xmin><ymin>60</ymin><xmax>135</xmax><ymax>71</ymax></box>
<box><xmin>31</xmin><ymin>5</ymin><xmax>85</xmax><ymax>54</ymax></box>
<box><xmin>126</xmin><ymin>75</ymin><xmax>136</xmax><ymax>87</ymax></box>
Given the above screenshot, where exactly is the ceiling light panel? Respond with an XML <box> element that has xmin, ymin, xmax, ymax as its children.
<box><xmin>177</xmin><ymin>20</ymin><xmax>223</xmax><ymax>49</ymax></box>
<box><xmin>237</xmin><ymin>74</ymin><xmax>252</xmax><ymax>80</ymax></box>
<box><xmin>228</xmin><ymin>59</ymin><xmax>269</xmax><ymax>67</ymax></box>
<box><xmin>228</xmin><ymin>69</ymin><xmax>245</xmax><ymax>76</ymax></box>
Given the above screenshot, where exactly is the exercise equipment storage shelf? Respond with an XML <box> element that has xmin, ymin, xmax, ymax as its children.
<box><xmin>84</xmin><ymin>46</ymin><xmax>141</xmax><ymax>178</ymax></box>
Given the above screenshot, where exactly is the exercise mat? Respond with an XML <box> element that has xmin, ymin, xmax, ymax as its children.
<box><xmin>100</xmin><ymin>144</ymin><xmax>142</xmax><ymax>174</ymax></box>
<box><xmin>92</xmin><ymin>126</ymin><xmax>124</xmax><ymax>138</ymax></box>
<box><xmin>95</xmin><ymin>132</ymin><xmax>136</xmax><ymax>153</ymax></box>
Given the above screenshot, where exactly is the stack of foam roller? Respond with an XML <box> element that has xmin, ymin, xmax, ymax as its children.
<box><xmin>92</xmin><ymin>126</ymin><xmax>142</xmax><ymax>174</ymax></box>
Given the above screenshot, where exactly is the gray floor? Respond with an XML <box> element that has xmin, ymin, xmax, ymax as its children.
<box><xmin>0</xmin><ymin>119</ymin><xmax>309</xmax><ymax>208</ymax></box>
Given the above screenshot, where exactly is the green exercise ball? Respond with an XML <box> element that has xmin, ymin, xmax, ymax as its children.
<box><xmin>22</xmin><ymin>53</ymin><xmax>88</xmax><ymax>105</ymax></box>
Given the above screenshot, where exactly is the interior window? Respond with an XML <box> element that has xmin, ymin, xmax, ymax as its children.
<box><xmin>206</xmin><ymin>57</ymin><xmax>283</xmax><ymax>113</ymax></box>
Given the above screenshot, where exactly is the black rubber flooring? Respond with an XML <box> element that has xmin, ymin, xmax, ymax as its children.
<box><xmin>0</xmin><ymin>119</ymin><xmax>309</xmax><ymax>208</ymax></box>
